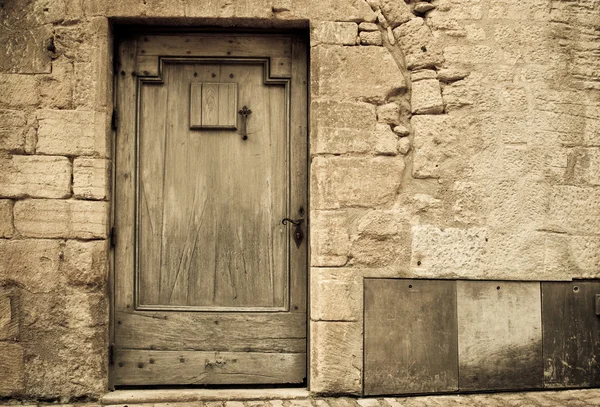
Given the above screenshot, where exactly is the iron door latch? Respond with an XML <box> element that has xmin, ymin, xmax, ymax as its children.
<box><xmin>282</xmin><ymin>218</ymin><xmax>304</xmax><ymax>248</ymax></box>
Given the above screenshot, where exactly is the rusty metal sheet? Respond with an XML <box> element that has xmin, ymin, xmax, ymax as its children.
<box><xmin>542</xmin><ymin>281</ymin><xmax>600</xmax><ymax>388</ymax></box>
<box><xmin>457</xmin><ymin>281</ymin><xmax>543</xmax><ymax>391</ymax></box>
<box><xmin>364</xmin><ymin>279</ymin><xmax>458</xmax><ymax>395</ymax></box>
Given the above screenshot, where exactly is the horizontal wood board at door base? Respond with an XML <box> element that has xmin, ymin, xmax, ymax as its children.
<box><xmin>113</xmin><ymin>33</ymin><xmax>308</xmax><ymax>386</ymax></box>
<box><xmin>363</xmin><ymin>279</ymin><xmax>458</xmax><ymax>396</ymax></box>
<box><xmin>113</xmin><ymin>350</ymin><xmax>306</xmax><ymax>385</ymax></box>
<box><xmin>542</xmin><ymin>281</ymin><xmax>600</xmax><ymax>388</ymax></box>
<box><xmin>457</xmin><ymin>281</ymin><xmax>543</xmax><ymax>391</ymax></box>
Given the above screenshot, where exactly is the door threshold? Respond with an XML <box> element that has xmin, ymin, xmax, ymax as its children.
<box><xmin>101</xmin><ymin>388</ymin><xmax>310</xmax><ymax>405</ymax></box>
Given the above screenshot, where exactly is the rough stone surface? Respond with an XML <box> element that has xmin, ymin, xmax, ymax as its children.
<box><xmin>0</xmin><ymin>200</ymin><xmax>13</xmax><ymax>238</ymax></box>
<box><xmin>311</xmin><ymin>268</ymin><xmax>361</xmax><ymax>321</ymax></box>
<box><xmin>73</xmin><ymin>158</ymin><xmax>109</xmax><ymax>200</ymax></box>
<box><xmin>411</xmin><ymin>79</ymin><xmax>444</xmax><ymax>114</ymax></box>
<box><xmin>0</xmin><ymin>342</ymin><xmax>24</xmax><ymax>396</ymax></box>
<box><xmin>311</xmin><ymin>321</ymin><xmax>362</xmax><ymax>394</ymax></box>
<box><xmin>0</xmin><ymin>110</ymin><xmax>33</xmax><ymax>153</ymax></box>
<box><xmin>393</xmin><ymin>18</ymin><xmax>444</xmax><ymax>69</ymax></box>
<box><xmin>376</xmin><ymin>103</ymin><xmax>400</xmax><ymax>125</ymax></box>
<box><xmin>311</xmin><ymin>156</ymin><xmax>404</xmax><ymax>209</ymax></box>
<box><xmin>359</xmin><ymin>31</ymin><xmax>383</xmax><ymax>46</ymax></box>
<box><xmin>312</xmin><ymin>22</ymin><xmax>358</xmax><ymax>46</ymax></box>
<box><xmin>0</xmin><ymin>155</ymin><xmax>72</xmax><ymax>199</ymax></box>
<box><xmin>311</xmin><ymin>211</ymin><xmax>350</xmax><ymax>267</ymax></box>
<box><xmin>36</xmin><ymin>110</ymin><xmax>108</xmax><ymax>157</ymax></box>
<box><xmin>14</xmin><ymin>199</ymin><xmax>108</xmax><ymax>239</ymax></box>
<box><xmin>312</xmin><ymin>46</ymin><xmax>406</xmax><ymax>101</ymax></box>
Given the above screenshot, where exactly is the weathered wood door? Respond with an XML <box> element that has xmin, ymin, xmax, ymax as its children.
<box><xmin>112</xmin><ymin>33</ymin><xmax>307</xmax><ymax>386</ymax></box>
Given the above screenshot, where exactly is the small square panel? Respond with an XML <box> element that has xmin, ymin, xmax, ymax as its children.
<box><xmin>190</xmin><ymin>82</ymin><xmax>237</xmax><ymax>129</ymax></box>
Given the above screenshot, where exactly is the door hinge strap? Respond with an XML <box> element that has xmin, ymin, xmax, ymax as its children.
<box><xmin>111</xmin><ymin>109</ymin><xmax>118</xmax><ymax>130</ymax></box>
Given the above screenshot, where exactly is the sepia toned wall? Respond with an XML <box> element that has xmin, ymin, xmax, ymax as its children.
<box><xmin>0</xmin><ymin>0</ymin><xmax>599</xmax><ymax>400</ymax></box>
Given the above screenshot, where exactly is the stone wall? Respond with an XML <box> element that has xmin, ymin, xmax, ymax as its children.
<box><xmin>0</xmin><ymin>0</ymin><xmax>599</xmax><ymax>400</ymax></box>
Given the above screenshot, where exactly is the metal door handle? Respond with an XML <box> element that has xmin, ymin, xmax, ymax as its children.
<box><xmin>282</xmin><ymin>218</ymin><xmax>305</xmax><ymax>247</ymax></box>
<box><xmin>281</xmin><ymin>218</ymin><xmax>304</xmax><ymax>226</ymax></box>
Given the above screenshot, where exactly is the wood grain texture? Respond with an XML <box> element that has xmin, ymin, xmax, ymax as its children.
<box><xmin>457</xmin><ymin>281</ymin><xmax>543</xmax><ymax>391</ymax></box>
<box><xmin>114</xmin><ymin>311</ymin><xmax>306</xmax><ymax>353</ymax></box>
<box><xmin>113</xmin><ymin>350</ymin><xmax>306</xmax><ymax>385</ymax></box>
<box><xmin>542</xmin><ymin>281</ymin><xmax>600</xmax><ymax>388</ymax></box>
<box><xmin>364</xmin><ymin>279</ymin><xmax>458</xmax><ymax>395</ymax></box>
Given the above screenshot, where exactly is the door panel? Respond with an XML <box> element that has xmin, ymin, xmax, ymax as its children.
<box><xmin>113</xmin><ymin>34</ymin><xmax>307</xmax><ymax>386</ymax></box>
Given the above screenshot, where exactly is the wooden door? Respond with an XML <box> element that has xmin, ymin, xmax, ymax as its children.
<box><xmin>112</xmin><ymin>33</ymin><xmax>308</xmax><ymax>386</ymax></box>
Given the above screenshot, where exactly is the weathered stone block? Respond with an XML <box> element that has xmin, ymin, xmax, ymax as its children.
<box><xmin>393</xmin><ymin>18</ymin><xmax>444</xmax><ymax>69</ymax></box>
<box><xmin>311</xmin><ymin>210</ymin><xmax>350</xmax><ymax>267</ymax></box>
<box><xmin>0</xmin><ymin>288</ymin><xmax>19</xmax><ymax>341</ymax></box>
<box><xmin>376</xmin><ymin>103</ymin><xmax>400</xmax><ymax>125</ymax></box>
<box><xmin>359</xmin><ymin>31</ymin><xmax>383</xmax><ymax>46</ymax></box>
<box><xmin>14</xmin><ymin>199</ymin><xmax>108</xmax><ymax>239</ymax></box>
<box><xmin>38</xmin><ymin>60</ymin><xmax>74</xmax><ymax>109</ymax></box>
<box><xmin>431</xmin><ymin>0</ymin><xmax>483</xmax><ymax>19</ymax></box>
<box><xmin>312</xmin><ymin>100</ymin><xmax>376</xmax><ymax>131</ymax></box>
<box><xmin>398</xmin><ymin>137</ymin><xmax>411</xmax><ymax>154</ymax></box>
<box><xmin>357</xmin><ymin>210</ymin><xmax>404</xmax><ymax>236</ymax></box>
<box><xmin>73</xmin><ymin>158</ymin><xmax>110</xmax><ymax>200</ymax></box>
<box><xmin>0</xmin><ymin>239</ymin><xmax>62</xmax><ymax>293</ymax></box>
<box><xmin>311</xmin><ymin>268</ymin><xmax>361</xmax><ymax>321</ymax></box>
<box><xmin>312</xmin><ymin>46</ymin><xmax>406</xmax><ymax>101</ymax></box>
<box><xmin>0</xmin><ymin>200</ymin><xmax>13</xmax><ymax>238</ymax></box>
<box><xmin>311</xmin><ymin>22</ymin><xmax>358</xmax><ymax>46</ymax></box>
<box><xmin>299</xmin><ymin>0</ymin><xmax>376</xmax><ymax>22</ymax></box>
<box><xmin>411</xmin><ymin>225</ymin><xmax>488</xmax><ymax>278</ymax></box>
<box><xmin>546</xmin><ymin>186</ymin><xmax>600</xmax><ymax>235</ymax></box>
<box><xmin>312</xmin><ymin>124</ymin><xmax>397</xmax><ymax>156</ymax></box>
<box><xmin>444</xmin><ymin>45</ymin><xmax>501</xmax><ymax>65</ymax></box>
<box><xmin>411</xmin><ymin>79</ymin><xmax>444</xmax><ymax>114</ymax></box>
<box><xmin>0</xmin><ymin>155</ymin><xmax>71</xmax><ymax>199</ymax></box>
<box><xmin>0</xmin><ymin>110</ymin><xmax>28</xmax><ymax>153</ymax></box>
<box><xmin>411</xmin><ymin>115</ymin><xmax>456</xmax><ymax>178</ymax></box>
<box><xmin>311</xmin><ymin>156</ymin><xmax>404</xmax><ymax>209</ymax></box>
<box><xmin>62</xmin><ymin>240</ymin><xmax>108</xmax><ymax>291</ymax></box>
<box><xmin>379</xmin><ymin>0</ymin><xmax>412</xmax><ymax>27</ymax></box>
<box><xmin>569</xmin><ymin>148</ymin><xmax>600</xmax><ymax>186</ymax></box>
<box><xmin>0</xmin><ymin>74</ymin><xmax>39</xmax><ymax>108</ymax></box>
<box><xmin>0</xmin><ymin>342</ymin><xmax>24</xmax><ymax>396</ymax></box>
<box><xmin>351</xmin><ymin>235</ymin><xmax>404</xmax><ymax>267</ymax></box>
<box><xmin>545</xmin><ymin>234</ymin><xmax>600</xmax><ymax>279</ymax></box>
<box><xmin>37</xmin><ymin>110</ymin><xmax>108</xmax><ymax>157</ymax></box>
<box><xmin>310</xmin><ymin>321</ymin><xmax>362</xmax><ymax>394</ymax></box>
<box><xmin>359</xmin><ymin>22</ymin><xmax>378</xmax><ymax>31</ymax></box>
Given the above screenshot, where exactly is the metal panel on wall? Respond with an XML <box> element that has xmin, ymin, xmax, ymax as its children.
<box><xmin>364</xmin><ymin>279</ymin><xmax>458</xmax><ymax>395</ymax></box>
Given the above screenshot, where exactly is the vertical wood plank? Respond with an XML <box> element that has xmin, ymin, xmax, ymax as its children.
<box><xmin>189</xmin><ymin>82</ymin><xmax>202</xmax><ymax>128</ymax></box>
<box><xmin>457</xmin><ymin>281</ymin><xmax>543</xmax><ymax>391</ymax></box>
<box><xmin>218</xmin><ymin>83</ymin><xmax>237</xmax><ymax>128</ymax></box>
<box><xmin>542</xmin><ymin>281</ymin><xmax>600</xmax><ymax>388</ymax></box>
<box><xmin>364</xmin><ymin>279</ymin><xmax>458</xmax><ymax>395</ymax></box>
<box><xmin>201</xmin><ymin>83</ymin><xmax>219</xmax><ymax>127</ymax></box>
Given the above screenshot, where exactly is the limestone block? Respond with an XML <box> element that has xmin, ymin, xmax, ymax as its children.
<box><xmin>73</xmin><ymin>158</ymin><xmax>110</xmax><ymax>200</ymax></box>
<box><xmin>0</xmin><ymin>155</ymin><xmax>71</xmax><ymax>199</ymax></box>
<box><xmin>351</xmin><ymin>235</ymin><xmax>404</xmax><ymax>267</ymax></box>
<box><xmin>414</xmin><ymin>2</ymin><xmax>436</xmax><ymax>13</ymax></box>
<box><xmin>359</xmin><ymin>31</ymin><xmax>383</xmax><ymax>46</ymax></box>
<box><xmin>411</xmin><ymin>79</ymin><xmax>444</xmax><ymax>114</ymax></box>
<box><xmin>0</xmin><ymin>74</ymin><xmax>39</xmax><ymax>108</ymax></box>
<box><xmin>310</xmin><ymin>321</ymin><xmax>362</xmax><ymax>394</ymax></box>
<box><xmin>411</xmin><ymin>225</ymin><xmax>488</xmax><ymax>278</ymax></box>
<box><xmin>14</xmin><ymin>199</ymin><xmax>108</xmax><ymax>239</ymax></box>
<box><xmin>311</xmin><ymin>156</ymin><xmax>404</xmax><ymax>209</ymax></box>
<box><xmin>37</xmin><ymin>110</ymin><xmax>108</xmax><ymax>157</ymax></box>
<box><xmin>38</xmin><ymin>59</ymin><xmax>74</xmax><ymax>109</ymax></box>
<box><xmin>431</xmin><ymin>0</ymin><xmax>483</xmax><ymax>19</ymax></box>
<box><xmin>488</xmin><ymin>0</ymin><xmax>552</xmax><ymax>22</ymax></box>
<box><xmin>393</xmin><ymin>18</ymin><xmax>444</xmax><ymax>69</ymax></box>
<box><xmin>312</xmin><ymin>125</ymin><xmax>397</xmax><ymax>156</ymax></box>
<box><xmin>376</xmin><ymin>103</ymin><xmax>400</xmax><ymax>125</ymax></box>
<box><xmin>444</xmin><ymin>45</ymin><xmax>501</xmax><ymax>65</ymax></box>
<box><xmin>533</xmin><ymin>111</ymin><xmax>600</xmax><ymax>147</ymax></box>
<box><xmin>311</xmin><ymin>22</ymin><xmax>358</xmax><ymax>46</ymax></box>
<box><xmin>312</xmin><ymin>100</ymin><xmax>376</xmax><ymax>131</ymax></box>
<box><xmin>0</xmin><ymin>342</ymin><xmax>24</xmax><ymax>396</ymax></box>
<box><xmin>357</xmin><ymin>210</ymin><xmax>404</xmax><ymax>236</ymax></box>
<box><xmin>545</xmin><ymin>234</ymin><xmax>600</xmax><ymax>279</ymax></box>
<box><xmin>311</xmin><ymin>268</ymin><xmax>361</xmax><ymax>321</ymax></box>
<box><xmin>296</xmin><ymin>0</ymin><xmax>377</xmax><ymax>23</ymax></box>
<box><xmin>0</xmin><ymin>200</ymin><xmax>13</xmax><ymax>238</ymax></box>
<box><xmin>359</xmin><ymin>22</ymin><xmax>379</xmax><ymax>31</ymax></box>
<box><xmin>312</xmin><ymin>46</ymin><xmax>406</xmax><ymax>101</ymax></box>
<box><xmin>0</xmin><ymin>24</ymin><xmax>52</xmax><ymax>74</ymax></box>
<box><xmin>546</xmin><ymin>186</ymin><xmax>600</xmax><ymax>235</ymax></box>
<box><xmin>398</xmin><ymin>137</ymin><xmax>411</xmax><ymax>154</ymax></box>
<box><xmin>411</xmin><ymin>69</ymin><xmax>437</xmax><ymax>82</ymax></box>
<box><xmin>412</xmin><ymin>115</ymin><xmax>458</xmax><ymax>178</ymax></box>
<box><xmin>393</xmin><ymin>124</ymin><xmax>410</xmax><ymax>136</ymax></box>
<box><xmin>569</xmin><ymin>148</ymin><xmax>600</xmax><ymax>186</ymax></box>
<box><xmin>62</xmin><ymin>240</ymin><xmax>108</xmax><ymax>291</ymax></box>
<box><xmin>0</xmin><ymin>239</ymin><xmax>63</xmax><ymax>293</ymax></box>
<box><xmin>379</xmin><ymin>0</ymin><xmax>412</xmax><ymax>27</ymax></box>
<box><xmin>0</xmin><ymin>110</ymin><xmax>28</xmax><ymax>153</ymax></box>
<box><xmin>437</xmin><ymin>68</ymin><xmax>470</xmax><ymax>83</ymax></box>
<box><xmin>0</xmin><ymin>288</ymin><xmax>19</xmax><ymax>341</ymax></box>
<box><xmin>311</xmin><ymin>210</ymin><xmax>350</xmax><ymax>267</ymax></box>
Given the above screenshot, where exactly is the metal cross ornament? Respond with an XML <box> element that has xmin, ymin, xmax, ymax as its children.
<box><xmin>238</xmin><ymin>106</ymin><xmax>252</xmax><ymax>140</ymax></box>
